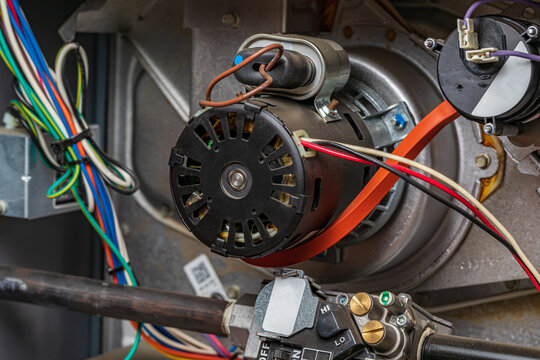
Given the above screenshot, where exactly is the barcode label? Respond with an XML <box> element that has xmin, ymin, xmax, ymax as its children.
<box><xmin>192</xmin><ymin>262</ymin><xmax>211</xmax><ymax>283</ymax></box>
<box><xmin>183</xmin><ymin>254</ymin><xmax>228</xmax><ymax>299</ymax></box>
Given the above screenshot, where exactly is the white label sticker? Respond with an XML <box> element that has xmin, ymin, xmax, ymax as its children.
<box><xmin>262</xmin><ymin>277</ymin><xmax>306</xmax><ymax>336</ymax></box>
<box><xmin>183</xmin><ymin>254</ymin><xmax>228</xmax><ymax>299</ymax></box>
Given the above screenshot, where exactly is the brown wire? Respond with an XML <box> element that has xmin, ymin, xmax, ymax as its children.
<box><xmin>199</xmin><ymin>43</ymin><xmax>284</xmax><ymax>108</ymax></box>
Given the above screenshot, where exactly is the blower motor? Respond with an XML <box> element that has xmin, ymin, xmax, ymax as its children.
<box><xmin>169</xmin><ymin>34</ymin><xmax>413</xmax><ymax>259</ymax></box>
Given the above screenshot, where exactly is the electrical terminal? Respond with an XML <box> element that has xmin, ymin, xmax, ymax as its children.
<box><xmin>457</xmin><ymin>19</ymin><xmax>478</xmax><ymax>50</ymax></box>
<box><xmin>465</xmin><ymin>47</ymin><xmax>499</xmax><ymax>63</ymax></box>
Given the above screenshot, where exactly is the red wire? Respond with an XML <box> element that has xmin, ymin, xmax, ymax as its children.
<box><xmin>301</xmin><ymin>141</ymin><xmax>540</xmax><ymax>292</ymax></box>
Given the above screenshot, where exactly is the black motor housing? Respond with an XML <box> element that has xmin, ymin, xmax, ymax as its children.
<box><xmin>169</xmin><ymin>97</ymin><xmax>374</xmax><ymax>258</ymax></box>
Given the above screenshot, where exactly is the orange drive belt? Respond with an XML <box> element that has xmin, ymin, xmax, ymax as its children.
<box><xmin>244</xmin><ymin>100</ymin><xmax>460</xmax><ymax>268</ymax></box>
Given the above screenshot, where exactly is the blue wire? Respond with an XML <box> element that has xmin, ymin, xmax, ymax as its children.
<box><xmin>154</xmin><ymin>326</ymin><xmax>184</xmax><ymax>343</ymax></box>
<box><xmin>10</xmin><ymin>4</ymin><xmax>192</xmax><ymax>351</ymax></box>
<box><xmin>143</xmin><ymin>325</ymin><xmax>189</xmax><ymax>352</ymax></box>
<box><xmin>7</xmin><ymin>1</ymin><xmax>74</xmax><ymax>136</ymax></box>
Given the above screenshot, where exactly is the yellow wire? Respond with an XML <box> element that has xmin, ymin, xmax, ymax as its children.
<box><xmin>30</xmin><ymin>93</ymin><xmax>65</xmax><ymax>140</ymax></box>
<box><xmin>18</xmin><ymin>101</ymin><xmax>47</xmax><ymax>130</ymax></box>
<box><xmin>46</xmin><ymin>164</ymin><xmax>80</xmax><ymax>198</ymax></box>
<box><xmin>76</xmin><ymin>64</ymin><xmax>82</xmax><ymax>109</ymax></box>
<box><xmin>0</xmin><ymin>45</ymin><xmax>15</xmax><ymax>75</ymax></box>
<box><xmin>10</xmin><ymin>101</ymin><xmax>38</xmax><ymax>137</ymax></box>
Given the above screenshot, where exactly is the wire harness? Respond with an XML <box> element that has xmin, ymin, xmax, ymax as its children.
<box><xmin>0</xmin><ymin>1</ymin><xmax>233</xmax><ymax>359</ymax></box>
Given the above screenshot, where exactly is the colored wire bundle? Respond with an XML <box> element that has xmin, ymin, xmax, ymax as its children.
<box><xmin>0</xmin><ymin>1</ymin><xmax>233</xmax><ymax>359</ymax></box>
<box><xmin>300</xmin><ymin>138</ymin><xmax>540</xmax><ymax>292</ymax></box>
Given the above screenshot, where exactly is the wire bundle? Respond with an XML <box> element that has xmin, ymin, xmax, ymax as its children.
<box><xmin>300</xmin><ymin>139</ymin><xmax>540</xmax><ymax>293</ymax></box>
<box><xmin>0</xmin><ymin>1</ymin><xmax>234</xmax><ymax>359</ymax></box>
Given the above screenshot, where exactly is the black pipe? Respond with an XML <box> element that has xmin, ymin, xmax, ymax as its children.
<box><xmin>0</xmin><ymin>265</ymin><xmax>232</xmax><ymax>336</ymax></box>
<box><xmin>422</xmin><ymin>334</ymin><xmax>540</xmax><ymax>360</ymax></box>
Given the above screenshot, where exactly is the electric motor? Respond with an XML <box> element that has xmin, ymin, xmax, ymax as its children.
<box><xmin>169</xmin><ymin>97</ymin><xmax>375</xmax><ymax>258</ymax></box>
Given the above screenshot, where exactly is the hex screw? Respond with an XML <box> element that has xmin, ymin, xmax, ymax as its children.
<box><xmin>337</xmin><ymin>294</ymin><xmax>348</xmax><ymax>305</ymax></box>
<box><xmin>475</xmin><ymin>153</ymin><xmax>491</xmax><ymax>169</ymax></box>
<box><xmin>483</xmin><ymin>123</ymin><xmax>496</xmax><ymax>136</ymax></box>
<box><xmin>396</xmin><ymin>314</ymin><xmax>410</xmax><ymax>328</ymax></box>
<box><xmin>527</xmin><ymin>25</ymin><xmax>539</xmax><ymax>38</ymax></box>
<box><xmin>424</xmin><ymin>38</ymin><xmax>437</xmax><ymax>50</ymax></box>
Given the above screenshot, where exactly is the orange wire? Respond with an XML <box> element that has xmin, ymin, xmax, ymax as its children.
<box><xmin>245</xmin><ymin>100</ymin><xmax>460</xmax><ymax>267</ymax></box>
<box><xmin>43</xmin><ymin>77</ymin><xmax>118</xmax><ymax>274</ymax></box>
<box><xmin>135</xmin><ymin>324</ymin><xmax>228</xmax><ymax>360</ymax></box>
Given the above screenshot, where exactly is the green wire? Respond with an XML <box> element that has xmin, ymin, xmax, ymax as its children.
<box><xmin>46</xmin><ymin>166</ymin><xmax>78</xmax><ymax>198</ymax></box>
<box><xmin>0</xmin><ymin>25</ymin><xmax>63</xmax><ymax>141</ymax></box>
<box><xmin>71</xmin><ymin>188</ymin><xmax>142</xmax><ymax>359</ymax></box>
<box><xmin>1</xmin><ymin>19</ymin><xmax>141</xmax><ymax>359</ymax></box>
<box><xmin>125</xmin><ymin>323</ymin><xmax>142</xmax><ymax>360</ymax></box>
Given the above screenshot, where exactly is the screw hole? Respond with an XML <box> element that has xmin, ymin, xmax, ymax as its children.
<box><xmin>456</xmin><ymin>84</ymin><xmax>464</xmax><ymax>92</ymax></box>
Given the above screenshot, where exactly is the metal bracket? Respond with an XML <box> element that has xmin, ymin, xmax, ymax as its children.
<box><xmin>238</xmin><ymin>34</ymin><xmax>351</xmax><ymax>123</ymax></box>
<box><xmin>362</xmin><ymin>102</ymin><xmax>415</xmax><ymax>149</ymax></box>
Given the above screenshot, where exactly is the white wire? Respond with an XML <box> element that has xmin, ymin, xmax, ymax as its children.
<box><xmin>2</xmin><ymin>6</ymin><xmax>218</xmax><ymax>357</ymax></box>
<box><xmin>303</xmin><ymin>138</ymin><xmax>540</xmax><ymax>282</ymax></box>
<box><xmin>53</xmin><ymin>43</ymin><xmax>135</xmax><ymax>190</ymax></box>
<box><xmin>0</xmin><ymin>0</ymin><xmax>69</xmax><ymax>139</ymax></box>
<box><xmin>164</xmin><ymin>327</ymin><xmax>216</xmax><ymax>352</ymax></box>
<box><xmin>144</xmin><ymin>326</ymin><xmax>218</xmax><ymax>355</ymax></box>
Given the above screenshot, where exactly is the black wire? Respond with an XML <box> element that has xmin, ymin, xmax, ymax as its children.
<box><xmin>12</xmin><ymin>78</ymin><xmax>34</xmax><ymax>111</ymax></box>
<box><xmin>86</xmin><ymin>136</ymin><xmax>140</xmax><ymax>195</ymax></box>
<box><xmin>58</xmin><ymin>45</ymin><xmax>140</xmax><ymax>195</ymax></box>
<box><xmin>8</xmin><ymin>106</ymin><xmax>66</xmax><ymax>173</ymax></box>
<box><xmin>312</xmin><ymin>140</ymin><xmax>520</xmax><ymax>259</ymax></box>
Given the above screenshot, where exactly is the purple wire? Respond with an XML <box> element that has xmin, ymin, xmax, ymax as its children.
<box><xmin>465</xmin><ymin>0</ymin><xmax>540</xmax><ymax>20</ymax></box>
<box><xmin>202</xmin><ymin>333</ymin><xmax>231</xmax><ymax>358</ymax></box>
<box><xmin>492</xmin><ymin>50</ymin><xmax>540</xmax><ymax>62</ymax></box>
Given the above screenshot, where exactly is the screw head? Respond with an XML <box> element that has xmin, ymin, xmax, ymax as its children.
<box><xmin>337</xmin><ymin>294</ymin><xmax>348</xmax><ymax>305</ymax></box>
<box><xmin>362</xmin><ymin>320</ymin><xmax>385</xmax><ymax>345</ymax></box>
<box><xmin>228</xmin><ymin>170</ymin><xmax>247</xmax><ymax>191</ymax></box>
<box><xmin>483</xmin><ymin>123</ymin><xmax>496</xmax><ymax>135</ymax></box>
<box><xmin>475</xmin><ymin>153</ymin><xmax>491</xmax><ymax>169</ymax></box>
<box><xmin>396</xmin><ymin>314</ymin><xmax>409</xmax><ymax>327</ymax></box>
<box><xmin>391</xmin><ymin>114</ymin><xmax>406</xmax><ymax>129</ymax></box>
<box><xmin>226</xmin><ymin>285</ymin><xmax>241</xmax><ymax>300</ymax></box>
<box><xmin>350</xmin><ymin>292</ymin><xmax>372</xmax><ymax>316</ymax></box>
<box><xmin>424</xmin><ymin>38</ymin><xmax>436</xmax><ymax>50</ymax></box>
<box><xmin>527</xmin><ymin>26</ymin><xmax>539</xmax><ymax>38</ymax></box>
<box><xmin>222</xmin><ymin>13</ymin><xmax>240</xmax><ymax>27</ymax></box>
